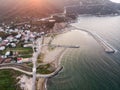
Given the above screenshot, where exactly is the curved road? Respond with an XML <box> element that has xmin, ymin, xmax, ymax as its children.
<box><xmin>0</xmin><ymin>65</ymin><xmax>63</xmax><ymax>78</ymax></box>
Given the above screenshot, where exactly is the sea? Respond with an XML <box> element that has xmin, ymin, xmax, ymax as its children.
<box><xmin>47</xmin><ymin>15</ymin><xmax>120</xmax><ymax>90</ymax></box>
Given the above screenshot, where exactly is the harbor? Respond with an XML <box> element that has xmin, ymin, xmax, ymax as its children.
<box><xmin>50</xmin><ymin>44</ymin><xmax>80</xmax><ymax>48</ymax></box>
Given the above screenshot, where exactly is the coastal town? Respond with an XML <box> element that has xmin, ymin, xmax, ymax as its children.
<box><xmin>0</xmin><ymin>0</ymin><xmax>120</xmax><ymax>90</ymax></box>
<box><xmin>0</xmin><ymin>12</ymin><xmax>78</xmax><ymax>90</ymax></box>
<box><xmin>0</xmin><ymin>13</ymin><xmax>73</xmax><ymax>64</ymax></box>
<box><xmin>0</xmin><ymin>26</ymin><xmax>41</xmax><ymax>64</ymax></box>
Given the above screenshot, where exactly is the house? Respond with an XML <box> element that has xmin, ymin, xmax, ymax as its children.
<box><xmin>9</xmin><ymin>29</ymin><xmax>14</xmax><ymax>33</ymax></box>
<box><xmin>17</xmin><ymin>57</ymin><xmax>23</xmax><ymax>63</ymax></box>
<box><xmin>30</xmin><ymin>33</ymin><xmax>35</xmax><ymax>38</ymax></box>
<box><xmin>0</xmin><ymin>37</ymin><xmax>2</xmax><ymax>42</ymax></box>
<box><xmin>0</xmin><ymin>57</ymin><xmax>4</xmax><ymax>64</ymax></box>
<box><xmin>0</xmin><ymin>46</ymin><xmax>5</xmax><ymax>51</ymax></box>
<box><xmin>0</xmin><ymin>27</ymin><xmax>4</xmax><ymax>32</ymax></box>
<box><xmin>7</xmin><ymin>43</ymin><xmax>16</xmax><ymax>48</ymax></box>
<box><xmin>14</xmin><ymin>29</ymin><xmax>19</xmax><ymax>32</ymax></box>
<box><xmin>29</xmin><ymin>33</ymin><xmax>35</xmax><ymax>41</ymax></box>
<box><xmin>10</xmin><ymin>43</ymin><xmax>16</xmax><ymax>47</ymax></box>
<box><xmin>36</xmin><ymin>33</ymin><xmax>41</xmax><ymax>37</ymax></box>
<box><xmin>41</xmin><ymin>32</ymin><xmax>45</xmax><ymax>35</ymax></box>
<box><xmin>49</xmin><ymin>19</ymin><xmax>56</xmax><ymax>22</ymax></box>
<box><xmin>23</xmin><ymin>44</ymin><xmax>33</xmax><ymax>47</ymax></box>
<box><xmin>5</xmin><ymin>51</ymin><xmax>13</xmax><ymax>57</ymax></box>
<box><xmin>17</xmin><ymin>57</ymin><xmax>22</xmax><ymax>61</ymax></box>
<box><xmin>5</xmin><ymin>51</ymin><xmax>10</xmax><ymax>56</ymax></box>
<box><xmin>6</xmin><ymin>36</ymin><xmax>14</xmax><ymax>42</ymax></box>
<box><xmin>15</xmin><ymin>34</ymin><xmax>22</xmax><ymax>39</ymax></box>
<box><xmin>4</xmin><ymin>58</ymin><xmax>11</xmax><ymax>63</ymax></box>
<box><xmin>2</xmin><ymin>39</ymin><xmax>9</xmax><ymax>44</ymax></box>
<box><xmin>6</xmin><ymin>43</ymin><xmax>10</xmax><ymax>46</ymax></box>
<box><xmin>1</xmin><ymin>55</ymin><xmax>7</xmax><ymax>59</ymax></box>
<box><xmin>24</xmin><ymin>37</ymin><xmax>29</xmax><ymax>43</ymax></box>
<box><xmin>13</xmin><ymin>38</ymin><xmax>18</xmax><ymax>42</ymax></box>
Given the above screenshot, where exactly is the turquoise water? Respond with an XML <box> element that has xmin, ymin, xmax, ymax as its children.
<box><xmin>47</xmin><ymin>16</ymin><xmax>120</xmax><ymax>90</ymax></box>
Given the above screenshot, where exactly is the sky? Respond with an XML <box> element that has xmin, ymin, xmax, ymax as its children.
<box><xmin>110</xmin><ymin>0</ymin><xmax>120</xmax><ymax>3</ymax></box>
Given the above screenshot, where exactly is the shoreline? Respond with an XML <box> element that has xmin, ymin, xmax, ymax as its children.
<box><xmin>37</xmin><ymin>26</ymin><xmax>71</xmax><ymax>90</ymax></box>
<box><xmin>16</xmin><ymin>15</ymin><xmax>119</xmax><ymax>90</ymax></box>
<box><xmin>15</xmin><ymin>22</ymin><xmax>71</xmax><ymax>90</ymax></box>
<box><xmin>7</xmin><ymin>21</ymin><xmax>115</xmax><ymax>90</ymax></box>
<box><xmin>44</xmin><ymin>48</ymin><xmax>68</xmax><ymax>90</ymax></box>
<box><xmin>43</xmin><ymin>22</ymin><xmax>116</xmax><ymax>90</ymax></box>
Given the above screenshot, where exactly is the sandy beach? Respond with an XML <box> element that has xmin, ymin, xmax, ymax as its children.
<box><xmin>17</xmin><ymin>23</ymin><xmax>70</xmax><ymax>90</ymax></box>
<box><xmin>36</xmin><ymin>26</ymin><xmax>70</xmax><ymax>90</ymax></box>
<box><xmin>17</xmin><ymin>75</ymin><xmax>33</xmax><ymax>90</ymax></box>
<box><xmin>36</xmin><ymin>39</ymin><xmax>67</xmax><ymax>90</ymax></box>
<box><xmin>37</xmin><ymin>78</ymin><xmax>47</xmax><ymax>90</ymax></box>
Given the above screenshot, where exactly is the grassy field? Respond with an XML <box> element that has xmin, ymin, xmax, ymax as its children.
<box><xmin>37</xmin><ymin>53</ymin><xmax>45</xmax><ymax>63</ymax></box>
<box><xmin>0</xmin><ymin>42</ymin><xmax>33</xmax><ymax>58</ymax></box>
<box><xmin>37</xmin><ymin>64</ymin><xmax>55</xmax><ymax>74</ymax></box>
<box><xmin>0</xmin><ymin>70</ymin><xmax>21</xmax><ymax>90</ymax></box>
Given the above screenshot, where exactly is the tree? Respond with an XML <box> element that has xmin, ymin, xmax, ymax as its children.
<box><xmin>10</xmin><ymin>51</ymin><xmax>13</xmax><ymax>56</ymax></box>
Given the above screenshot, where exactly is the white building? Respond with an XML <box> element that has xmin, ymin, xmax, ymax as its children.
<box><xmin>5</xmin><ymin>51</ymin><xmax>10</xmax><ymax>56</ymax></box>
<box><xmin>0</xmin><ymin>46</ymin><xmax>5</xmax><ymax>51</ymax></box>
<box><xmin>0</xmin><ymin>27</ymin><xmax>4</xmax><ymax>31</ymax></box>
<box><xmin>10</xmin><ymin>43</ymin><xmax>16</xmax><ymax>47</ymax></box>
<box><xmin>15</xmin><ymin>34</ymin><xmax>22</xmax><ymax>39</ymax></box>
<box><xmin>0</xmin><ymin>37</ymin><xmax>2</xmax><ymax>42</ymax></box>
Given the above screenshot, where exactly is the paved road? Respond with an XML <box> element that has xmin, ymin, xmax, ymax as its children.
<box><xmin>0</xmin><ymin>63</ymin><xmax>32</xmax><ymax>71</ymax></box>
<box><xmin>32</xmin><ymin>37</ymin><xmax>43</xmax><ymax>90</ymax></box>
<box><xmin>0</xmin><ymin>36</ymin><xmax>64</xmax><ymax>90</ymax></box>
<box><xmin>0</xmin><ymin>67</ymin><xmax>32</xmax><ymax>75</ymax></box>
<box><xmin>0</xmin><ymin>65</ymin><xmax>63</xmax><ymax>78</ymax></box>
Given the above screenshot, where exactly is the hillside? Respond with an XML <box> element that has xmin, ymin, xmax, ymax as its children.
<box><xmin>0</xmin><ymin>0</ymin><xmax>119</xmax><ymax>22</ymax></box>
<box><xmin>0</xmin><ymin>0</ymin><xmax>61</xmax><ymax>22</ymax></box>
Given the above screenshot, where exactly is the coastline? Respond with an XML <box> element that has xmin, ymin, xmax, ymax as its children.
<box><xmin>15</xmin><ymin>25</ymin><xmax>115</xmax><ymax>90</ymax></box>
<box><xmin>43</xmin><ymin>48</ymin><xmax>67</xmax><ymax>90</ymax></box>
<box><xmin>17</xmin><ymin>36</ymin><xmax>68</xmax><ymax>90</ymax></box>
<box><xmin>16</xmin><ymin>15</ymin><xmax>120</xmax><ymax>90</ymax></box>
<box><xmin>37</xmin><ymin>25</ymin><xmax>71</xmax><ymax>90</ymax></box>
<box><xmin>16</xmin><ymin>23</ymin><xmax>116</xmax><ymax>90</ymax></box>
<box><xmin>17</xmin><ymin>22</ymin><xmax>72</xmax><ymax>90</ymax></box>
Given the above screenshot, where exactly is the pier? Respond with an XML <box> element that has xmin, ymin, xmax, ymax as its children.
<box><xmin>50</xmin><ymin>44</ymin><xmax>80</xmax><ymax>48</ymax></box>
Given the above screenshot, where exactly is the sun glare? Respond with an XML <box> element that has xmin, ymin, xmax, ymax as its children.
<box><xmin>29</xmin><ymin>0</ymin><xmax>42</xmax><ymax>5</ymax></box>
<box><xmin>110</xmin><ymin>0</ymin><xmax>120</xmax><ymax>3</ymax></box>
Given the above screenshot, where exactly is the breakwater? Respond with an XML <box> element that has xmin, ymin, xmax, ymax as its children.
<box><xmin>71</xmin><ymin>25</ymin><xmax>116</xmax><ymax>53</ymax></box>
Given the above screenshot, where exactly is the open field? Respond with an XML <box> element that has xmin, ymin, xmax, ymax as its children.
<box><xmin>0</xmin><ymin>70</ymin><xmax>21</xmax><ymax>90</ymax></box>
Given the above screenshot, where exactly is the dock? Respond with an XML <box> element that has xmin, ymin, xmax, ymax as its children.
<box><xmin>50</xmin><ymin>44</ymin><xmax>80</xmax><ymax>48</ymax></box>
